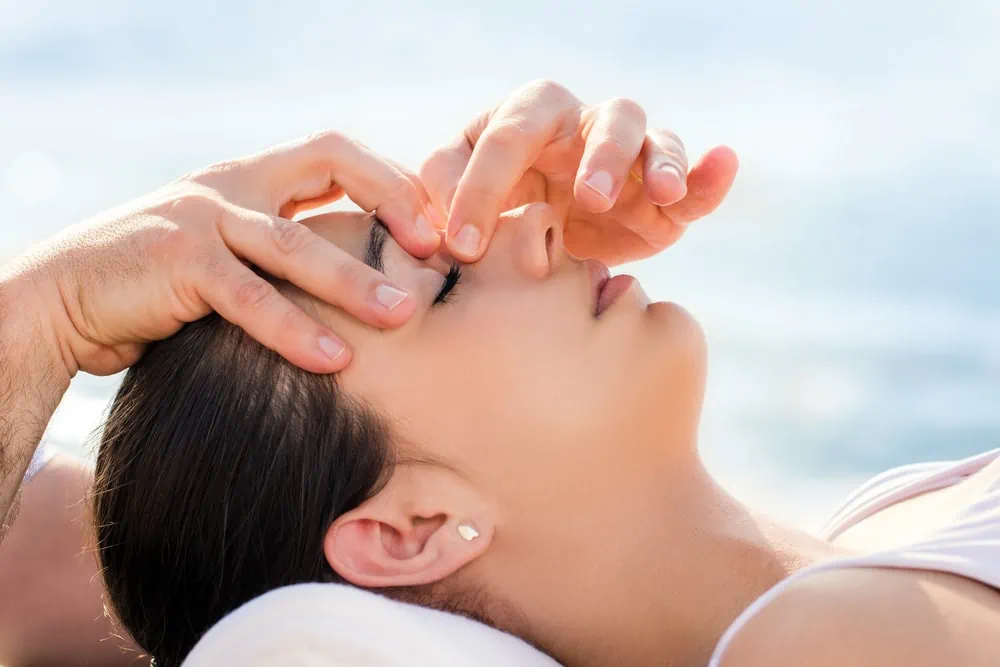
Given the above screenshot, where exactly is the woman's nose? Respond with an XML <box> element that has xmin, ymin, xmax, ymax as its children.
<box><xmin>493</xmin><ymin>202</ymin><xmax>566</xmax><ymax>280</ymax></box>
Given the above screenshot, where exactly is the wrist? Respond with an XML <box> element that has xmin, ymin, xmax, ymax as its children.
<box><xmin>0</xmin><ymin>260</ymin><xmax>78</xmax><ymax>385</ymax></box>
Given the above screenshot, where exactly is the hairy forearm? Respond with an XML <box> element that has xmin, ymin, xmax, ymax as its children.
<box><xmin>0</xmin><ymin>272</ymin><xmax>71</xmax><ymax>540</ymax></box>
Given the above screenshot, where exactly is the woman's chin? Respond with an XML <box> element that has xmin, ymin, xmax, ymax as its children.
<box><xmin>645</xmin><ymin>299</ymin><xmax>708</xmax><ymax>393</ymax></box>
<box><xmin>647</xmin><ymin>300</ymin><xmax>705</xmax><ymax>344</ymax></box>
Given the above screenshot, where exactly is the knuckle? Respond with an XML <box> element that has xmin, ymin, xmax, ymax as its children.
<box><xmin>149</xmin><ymin>192</ymin><xmax>224</xmax><ymax>257</ymax></box>
<box><xmin>655</xmin><ymin>128</ymin><xmax>686</xmax><ymax>152</ymax></box>
<box><xmin>664</xmin><ymin>150</ymin><xmax>690</xmax><ymax>173</ymax></box>
<box><xmin>384</xmin><ymin>175</ymin><xmax>418</xmax><ymax>204</ymax></box>
<box><xmin>233</xmin><ymin>277</ymin><xmax>277</xmax><ymax>311</ymax></box>
<box><xmin>304</xmin><ymin>128</ymin><xmax>352</xmax><ymax>155</ymax></box>
<box><xmin>417</xmin><ymin>148</ymin><xmax>447</xmax><ymax>184</ymax></box>
<box><xmin>483</xmin><ymin>119</ymin><xmax>532</xmax><ymax>151</ymax></box>
<box><xmin>605</xmin><ymin>97</ymin><xmax>646</xmax><ymax>124</ymax></box>
<box><xmin>530</xmin><ymin>78</ymin><xmax>571</xmax><ymax>104</ymax></box>
<box><xmin>271</xmin><ymin>219</ymin><xmax>318</xmax><ymax>257</ymax></box>
<box><xmin>596</xmin><ymin>137</ymin><xmax>634</xmax><ymax>166</ymax></box>
<box><xmin>156</xmin><ymin>191</ymin><xmax>220</xmax><ymax>221</ymax></box>
<box><xmin>187</xmin><ymin>159</ymin><xmax>243</xmax><ymax>185</ymax></box>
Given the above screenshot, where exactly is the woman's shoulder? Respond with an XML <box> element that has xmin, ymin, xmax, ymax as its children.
<box><xmin>716</xmin><ymin>567</ymin><xmax>1000</xmax><ymax>667</ymax></box>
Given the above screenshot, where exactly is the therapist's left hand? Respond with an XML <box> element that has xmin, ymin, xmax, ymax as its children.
<box><xmin>421</xmin><ymin>79</ymin><xmax>739</xmax><ymax>266</ymax></box>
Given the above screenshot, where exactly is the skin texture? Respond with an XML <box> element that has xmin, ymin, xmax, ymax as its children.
<box><xmin>0</xmin><ymin>81</ymin><xmax>738</xmax><ymax>666</ymax></box>
<box><xmin>0</xmin><ymin>277</ymin><xmax>69</xmax><ymax>544</ymax></box>
<box><xmin>295</xmin><ymin>209</ymin><xmax>819</xmax><ymax>665</ymax></box>
<box><xmin>425</xmin><ymin>79</ymin><xmax>739</xmax><ymax>265</ymax></box>
<box><xmin>0</xmin><ymin>81</ymin><xmax>737</xmax><ymax>541</ymax></box>
<box><xmin>720</xmin><ymin>568</ymin><xmax>1000</xmax><ymax>667</ymax></box>
<box><xmin>0</xmin><ymin>127</ymin><xmax>445</xmax><ymax>560</ymax></box>
<box><xmin>0</xmin><ymin>454</ymin><xmax>145</xmax><ymax>666</ymax></box>
<box><xmin>3</xmin><ymin>77</ymin><xmax>995</xmax><ymax>662</ymax></box>
<box><xmin>297</xmin><ymin>210</ymin><xmax>1000</xmax><ymax>667</ymax></box>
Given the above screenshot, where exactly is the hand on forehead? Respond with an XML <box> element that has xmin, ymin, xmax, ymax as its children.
<box><xmin>282</xmin><ymin>211</ymin><xmax>449</xmax><ymax>349</ymax></box>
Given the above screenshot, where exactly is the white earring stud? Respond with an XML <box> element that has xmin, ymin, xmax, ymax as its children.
<box><xmin>457</xmin><ymin>522</ymin><xmax>480</xmax><ymax>542</ymax></box>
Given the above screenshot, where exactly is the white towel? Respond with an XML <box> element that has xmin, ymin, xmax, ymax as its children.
<box><xmin>182</xmin><ymin>583</ymin><xmax>561</xmax><ymax>667</ymax></box>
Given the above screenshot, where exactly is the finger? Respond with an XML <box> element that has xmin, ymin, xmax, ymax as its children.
<box><xmin>278</xmin><ymin>184</ymin><xmax>346</xmax><ymax>219</ymax></box>
<box><xmin>217</xmin><ymin>206</ymin><xmax>417</xmax><ymax>330</ymax></box>
<box><xmin>419</xmin><ymin>131</ymin><xmax>474</xmax><ymax>224</ymax></box>
<box><xmin>201</xmin><ymin>130</ymin><xmax>441</xmax><ymax>258</ymax></box>
<box><xmin>382</xmin><ymin>156</ymin><xmax>448</xmax><ymax>232</ymax></box>
<box><xmin>196</xmin><ymin>255</ymin><xmax>352</xmax><ymax>373</ymax></box>
<box><xmin>660</xmin><ymin>145</ymin><xmax>739</xmax><ymax>227</ymax></box>
<box><xmin>446</xmin><ymin>80</ymin><xmax>582</xmax><ymax>261</ymax></box>
<box><xmin>640</xmin><ymin>128</ymin><xmax>690</xmax><ymax>207</ymax></box>
<box><xmin>573</xmin><ymin>98</ymin><xmax>648</xmax><ymax>213</ymax></box>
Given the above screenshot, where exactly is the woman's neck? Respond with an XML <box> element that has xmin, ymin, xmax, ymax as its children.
<box><xmin>504</xmin><ymin>458</ymin><xmax>845</xmax><ymax>667</ymax></box>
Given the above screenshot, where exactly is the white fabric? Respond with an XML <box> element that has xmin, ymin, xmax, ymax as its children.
<box><xmin>184</xmin><ymin>448</ymin><xmax>1000</xmax><ymax>667</ymax></box>
<box><xmin>182</xmin><ymin>582</ymin><xmax>559</xmax><ymax>667</ymax></box>
<box><xmin>22</xmin><ymin>443</ymin><xmax>55</xmax><ymax>484</ymax></box>
<box><xmin>709</xmin><ymin>447</ymin><xmax>1000</xmax><ymax>667</ymax></box>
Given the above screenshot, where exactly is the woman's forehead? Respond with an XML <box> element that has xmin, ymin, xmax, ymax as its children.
<box><xmin>303</xmin><ymin>211</ymin><xmax>373</xmax><ymax>262</ymax></box>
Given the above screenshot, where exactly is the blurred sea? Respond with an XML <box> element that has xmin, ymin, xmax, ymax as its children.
<box><xmin>2</xmin><ymin>0</ymin><xmax>998</xmax><ymax>532</ymax></box>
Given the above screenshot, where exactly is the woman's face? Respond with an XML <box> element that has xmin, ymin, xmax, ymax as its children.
<box><xmin>304</xmin><ymin>203</ymin><xmax>706</xmax><ymax>516</ymax></box>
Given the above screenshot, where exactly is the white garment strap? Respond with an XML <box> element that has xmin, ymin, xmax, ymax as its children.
<box><xmin>710</xmin><ymin>448</ymin><xmax>1000</xmax><ymax>667</ymax></box>
<box><xmin>22</xmin><ymin>443</ymin><xmax>55</xmax><ymax>484</ymax></box>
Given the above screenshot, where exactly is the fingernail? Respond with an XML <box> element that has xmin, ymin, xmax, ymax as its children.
<box><xmin>415</xmin><ymin>214</ymin><xmax>437</xmax><ymax>244</ymax></box>
<box><xmin>318</xmin><ymin>336</ymin><xmax>346</xmax><ymax>361</ymax></box>
<box><xmin>654</xmin><ymin>161</ymin><xmax>686</xmax><ymax>183</ymax></box>
<box><xmin>453</xmin><ymin>225</ymin><xmax>482</xmax><ymax>257</ymax></box>
<box><xmin>582</xmin><ymin>170</ymin><xmax>614</xmax><ymax>202</ymax></box>
<box><xmin>375</xmin><ymin>283</ymin><xmax>409</xmax><ymax>311</ymax></box>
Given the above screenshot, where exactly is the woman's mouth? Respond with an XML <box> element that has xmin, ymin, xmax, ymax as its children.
<box><xmin>586</xmin><ymin>259</ymin><xmax>636</xmax><ymax>316</ymax></box>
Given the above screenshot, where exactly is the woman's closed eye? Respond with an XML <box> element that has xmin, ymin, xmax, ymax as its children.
<box><xmin>363</xmin><ymin>215</ymin><xmax>462</xmax><ymax>307</ymax></box>
<box><xmin>434</xmin><ymin>264</ymin><xmax>462</xmax><ymax>305</ymax></box>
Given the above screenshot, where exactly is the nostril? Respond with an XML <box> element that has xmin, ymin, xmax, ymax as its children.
<box><xmin>545</xmin><ymin>226</ymin><xmax>555</xmax><ymax>256</ymax></box>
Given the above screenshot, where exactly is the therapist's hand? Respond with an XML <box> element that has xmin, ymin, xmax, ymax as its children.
<box><xmin>13</xmin><ymin>131</ymin><xmax>442</xmax><ymax>377</ymax></box>
<box><xmin>421</xmin><ymin>79</ymin><xmax>739</xmax><ymax>265</ymax></box>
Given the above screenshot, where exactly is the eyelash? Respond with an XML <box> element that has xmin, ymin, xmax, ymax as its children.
<box><xmin>433</xmin><ymin>263</ymin><xmax>463</xmax><ymax>305</ymax></box>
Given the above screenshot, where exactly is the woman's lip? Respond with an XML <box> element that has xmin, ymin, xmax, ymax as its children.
<box><xmin>597</xmin><ymin>274</ymin><xmax>635</xmax><ymax>315</ymax></box>
<box><xmin>585</xmin><ymin>259</ymin><xmax>611</xmax><ymax>316</ymax></box>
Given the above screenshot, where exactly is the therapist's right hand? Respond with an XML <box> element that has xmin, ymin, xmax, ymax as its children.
<box><xmin>7</xmin><ymin>130</ymin><xmax>442</xmax><ymax>377</ymax></box>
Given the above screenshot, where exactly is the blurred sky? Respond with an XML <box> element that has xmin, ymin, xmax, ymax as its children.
<box><xmin>2</xmin><ymin>1</ymin><xmax>999</xmax><ymax>529</ymax></box>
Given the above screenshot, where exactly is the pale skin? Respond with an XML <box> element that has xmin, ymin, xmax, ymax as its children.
<box><xmin>4</xmin><ymin>85</ymin><xmax>998</xmax><ymax>667</ymax></box>
<box><xmin>298</xmin><ymin>209</ymin><xmax>1000</xmax><ymax>667</ymax></box>
<box><xmin>0</xmin><ymin>80</ymin><xmax>737</xmax><ymax>666</ymax></box>
<box><xmin>4</xmin><ymin>81</ymin><xmax>996</xmax><ymax>667</ymax></box>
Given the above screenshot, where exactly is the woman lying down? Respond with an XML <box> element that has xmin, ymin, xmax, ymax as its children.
<box><xmin>93</xmin><ymin>211</ymin><xmax>1000</xmax><ymax>665</ymax></box>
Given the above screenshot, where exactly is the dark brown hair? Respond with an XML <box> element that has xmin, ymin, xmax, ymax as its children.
<box><xmin>93</xmin><ymin>311</ymin><xmax>393</xmax><ymax>667</ymax></box>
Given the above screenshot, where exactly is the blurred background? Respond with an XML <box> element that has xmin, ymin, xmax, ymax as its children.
<box><xmin>2</xmin><ymin>1</ymin><xmax>998</xmax><ymax>530</ymax></box>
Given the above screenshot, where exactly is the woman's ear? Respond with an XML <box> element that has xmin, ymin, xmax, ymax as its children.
<box><xmin>323</xmin><ymin>465</ymin><xmax>494</xmax><ymax>589</ymax></box>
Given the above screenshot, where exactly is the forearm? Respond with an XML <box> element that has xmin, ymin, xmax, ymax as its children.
<box><xmin>0</xmin><ymin>270</ymin><xmax>72</xmax><ymax>539</ymax></box>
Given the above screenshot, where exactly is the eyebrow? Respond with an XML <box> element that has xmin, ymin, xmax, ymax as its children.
<box><xmin>364</xmin><ymin>215</ymin><xmax>389</xmax><ymax>274</ymax></box>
